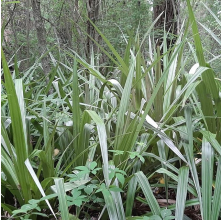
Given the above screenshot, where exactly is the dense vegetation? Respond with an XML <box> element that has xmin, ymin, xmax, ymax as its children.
<box><xmin>1</xmin><ymin>0</ymin><xmax>221</xmax><ymax>219</ymax></box>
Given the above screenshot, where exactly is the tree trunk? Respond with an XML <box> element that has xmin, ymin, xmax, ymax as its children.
<box><xmin>56</xmin><ymin>1</ymin><xmax>73</xmax><ymax>48</ymax></box>
<box><xmin>7</xmin><ymin>4</ymin><xmax>20</xmax><ymax>59</ymax></box>
<box><xmin>86</xmin><ymin>0</ymin><xmax>100</xmax><ymax>60</ymax></box>
<box><xmin>25</xmin><ymin>0</ymin><xmax>31</xmax><ymax>69</ymax></box>
<box><xmin>31</xmin><ymin>0</ymin><xmax>50</xmax><ymax>84</ymax></box>
<box><xmin>153</xmin><ymin>0</ymin><xmax>179</xmax><ymax>48</ymax></box>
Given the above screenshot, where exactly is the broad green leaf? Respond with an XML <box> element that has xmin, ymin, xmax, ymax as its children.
<box><xmin>161</xmin><ymin>209</ymin><xmax>172</xmax><ymax>218</ymax></box>
<box><xmin>1</xmin><ymin>149</ymin><xmax>23</xmax><ymax>205</ymax></box>
<box><xmin>51</xmin><ymin>180</ymin><xmax>90</xmax><ymax>193</ymax></box>
<box><xmin>149</xmin><ymin>215</ymin><xmax>161</xmax><ymax>220</ymax></box>
<box><xmin>14</xmin><ymin>79</ymin><xmax>28</xmax><ymax>151</ymax></box>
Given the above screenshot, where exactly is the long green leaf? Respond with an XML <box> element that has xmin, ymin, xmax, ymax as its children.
<box><xmin>89</xmin><ymin>19</ymin><xmax>128</xmax><ymax>73</ymax></box>
<box><xmin>162</xmin><ymin>66</ymin><xmax>209</xmax><ymax>122</ymax></box>
<box><xmin>1</xmin><ymin>149</ymin><xmax>23</xmax><ymax>205</ymax></box>
<box><xmin>125</xmin><ymin>134</ymin><xmax>147</xmax><ymax>216</ymax></box>
<box><xmin>78</xmin><ymin>112</ymin><xmax>94</xmax><ymax>166</ymax></box>
<box><xmin>54</xmin><ymin>178</ymin><xmax>69</xmax><ymax>220</ymax></box>
<box><xmin>125</xmin><ymin>162</ymin><xmax>141</xmax><ymax>217</ymax></box>
<box><xmin>102</xmin><ymin>188</ymin><xmax>118</xmax><ymax>220</ymax></box>
<box><xmin>134</xmin><ymin>37</ymin><xmax>142</xmax><ymax>110</ymax></box>
<box><xmin>202</xmin><ymin>3</ymin><xmax>221</xmax><ymax>27</ymax></box>
<box><xmin>201</xmin><ymin>131</ymin><xmax>221</xmax><ymax>155</ymax></box>
<box><xmin>156</xmin><ymin>168</ymin><xmax>197</xmax><ymax>197</ymax></box>
<box><xmin>14</xmin><ymin>79</ymin><xmax>28</xmax><ymax>150</ymax></box>
<box><xmin>114</xmin><ymin>56</ymin><xmax>135</xmax><ymax>150</ymax></box>
<box><xmin>135</xmin><ymin>171</ymin><xmax>161</xmax><ymax>215</ymax></box>
<box><xmin>187</xmin><ymin>0</ymin><xmax>221</xmax><ymax>136</ymax></box>
<box><xmin>212</xmin><ymin>156</ymin><xmax>221</xmax><ymax>220</ymax></box>
<box><xmin>184</xmin><ymin>107</ymin><xmax>203</xmax><ymax>213</ymax></box>
<box><xmin>175</xmin><ymin>166</ymin><xmax>189</xmax><ymax>220</ymax></box>
<box><xmin>199</xmin><ymin>22</ymin><xmax>221</xmax><ymax>46</ymax></box>
<box><xmin>127</xmin><ymin>41</ymin><xmax>186</xmax><ymax>168</ymax></box>
<box><xmin>109</xmin><ymin>162</ymin><xmax>126</xmax><ymax>220</ymax></box>
<box><xmin>143</xmin><ymin>113</ymin><xmax>187</xmax><ymax>163</ymax></box>
<box><xmin>72</xmin><ymin>57</ymin><xmax>81</xmax><ymax>166</ymax></box>
<box><xmin>202</xmin><ymin>137</ymin><xmax>214</xmax><ymax>220</ymax></box>
<box><xmin>86</xmin><ymin>110</ymin><xmax>109</xmax><ymax>185</ymax></box>
<box><xmin>25</xmin><ymin>159</ymin><xmax>57</xmax><ymax>219</ymax></box>
<box><xmin>154</xmin><ymin>46</ymin><xmax>163</xmax><ymax>121</ymax></box>
<box><xmin>1</xmin><ymin>48</ymin><xmax>31</xmax><ymax>203</ymax></box>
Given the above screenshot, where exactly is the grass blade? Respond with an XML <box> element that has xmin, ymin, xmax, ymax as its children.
<box><xmin>114</xmin><ymin>56</ymin><xmax>135</xmax><ymax>150</ymax></box>
<box><xmin>54</xmin><ymin>178</ymin><xmax>69</xmax><ymax>220</ymax></box>
<box><xmin>187</xmin><ymin>0</ymin><xmax>221</xmax><ymax>136</ymax></box>
<box><xmin>183</xmin><ymin>107</ymin><xmax>203</xmax><ymax>213</ymax></box>
<box><xmin>86</xmin><ymin>110</ymin><xmax>109</xmax><ymax>185</ymax></box>
<box><xmin>144</xmin><ymin>114</ymin><xmax>187</xmax><ymax>163</ymax></box>
<box><xmin>212</xmin><ymin>156</ymin><xmax>221</xmax><ymax>220</ymax></box>
<box><xmin>135</xmin><ymin>171</ymin><xmax>161</xmax><ymax>216</ymax></box>
<box><xmin>154</xmin><ymin>46</ymin><xmax>163</xmax><ymax>121</ymax></box>
<box><xmin>72</xmin><ymin>57</ymin><xmax>81</xmax><ymax>166</ymax></box>
<box><xmin>2</xmin><ymin>48</ymin><xmax>31</xmax><ymax>203</ymax></box>
<box><xmin>175</xmin><ymin>166</ymin><xmax>189</xmax><ymax>220</ymax></box>
<box><xmin>202</xmin><ymin>3</ymin><xmax>221</xmax><ymax>27</ymax></box>
<box><xmin>89</xmin><ymin>19</ymin><xmax>128</xmax><ymax>73</ymax></box>
<box><xmin>1</xmin><ymin>149</ymin><xmax>23</xmax><ymax>205</ymax></box>
<box><xmin>25</xmin><ymin>159</ymin><xmax>57</xmax><ymax>219</ymax></box>
<box><xmin>108</xmin><ymin>162</ymin><xmax>126</xmax><ymax>220</ymax></box>
<box><xmin>102</xmin><ymin>188</ymin><xmax>118</xmax><ymax>220</ymax></box>
<box><xmin>202</xmin><ymin>137</ymin><xmax>214</xmax><ymax>220</ymax></box>
<box><xmin>125</xmin><ymin>162</ymin><xmax>140</xmax><ymax>216</ymax></box>
<box><xmin>201</xmin><ymin>131</ymin><xmax>221</xmax><ymax>155</ymax></box>
<box><xmin>199</xmin><ymin>22</ymin><xmax>221</xmax><ymax>45</ymax></box>
<box><xmin>156</xmin><ymin>168</ymin><xmax>197</xmax><ymax>197</ymax></box>
<box><xmin>14</xmin><ymin>79</ymin><xmax>28</xmax><ymax>151</ymax></box>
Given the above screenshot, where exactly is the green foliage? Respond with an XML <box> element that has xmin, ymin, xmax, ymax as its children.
<box><xmin>126</xmin><ymin>209</ymin><xmax>174</xmax><ymax>220</ymax></box>
<box><xmin>99</xmin><ymin>1</ymin><xmax>151</xmax><ymax>50</ymax></box>
<box><xmin>1</xmin><ymin>2</ymin><xmax>221</xmax><ymax>219</ymax></box>
<box><xmin>11</xmin><ymin>194</ymin><xmax>57</xmax><ymax>219</ymax></box>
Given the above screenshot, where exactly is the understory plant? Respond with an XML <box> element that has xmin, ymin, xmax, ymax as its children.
<box><xmin>1</xmin><ymin>1</ymin><xmax>221</xmax><ymax>220</ymax></box>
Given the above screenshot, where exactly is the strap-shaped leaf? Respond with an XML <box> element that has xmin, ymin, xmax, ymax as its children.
<box><xmin>135</xmin><ymin>171</ymin><xmax>161</xmax><ymax>216</ymax></box>
<box><xmin>175</xmin><ymin>167</ymin><xmax>189</xmax><ymax>220</ymax></box>
<box><xmin>54</xmin><ymin>178</ymin><xmax>69</xmax><ymax>220</ymax></box>
<box><xmin>202</xmin><ymin>138</ymin><xmax>214</xmax><ymax>220</ymax></box>
<box><xmin>2</xmin><ymin>49</ymin><xmax>31</xmax><ymax>203</ymax></box>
